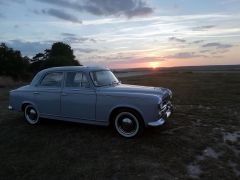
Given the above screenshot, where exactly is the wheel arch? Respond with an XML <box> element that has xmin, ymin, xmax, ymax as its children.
<box><xmin>21</xmin><ymin>101</ymin><xmax>38</xmax><ymax>112</ymax></box>
<box><xmin>109</xmin><ymin>106</ymin><xmax>145</xmax><ymax>126</ymax></box>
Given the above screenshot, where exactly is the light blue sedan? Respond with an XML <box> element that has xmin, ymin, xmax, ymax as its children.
<box><xmin>8</xmin><ymin>66</ymin><xmax>173</xmax><ymax>138</ymax></box>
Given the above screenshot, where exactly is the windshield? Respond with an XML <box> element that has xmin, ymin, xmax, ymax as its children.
<box><xmin>90</xmin><ymin>70</ymin><xmax>120</xmax><ymax>87</ymax></box>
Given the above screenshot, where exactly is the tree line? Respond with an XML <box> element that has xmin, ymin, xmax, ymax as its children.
<box><xmin>0</xmin><ymin>42</ymin><xmax>81</xmax><ymax>80</ymax></box>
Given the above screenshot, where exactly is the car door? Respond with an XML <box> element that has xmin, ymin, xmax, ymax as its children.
<box><xmin>34</xmin><ymin>71</ymin><xmax>63</xmax><ymax>116</ymax></box>
<box><xmin>61</xmin><ymin>71</ymin><xmax>96</xmax><ymax>121</ymax></box>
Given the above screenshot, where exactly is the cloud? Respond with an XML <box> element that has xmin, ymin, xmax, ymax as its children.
<box><xmin>210</xmin><ymin>49</ymin><xmax>229</xmax><ymax>54</ymax></box>
<box><xmin>200</xmin><ymin>49</ymin><xmax>211</xmax><ymax>53</ymax></box>
<box><xmin>5</xmin><ymin>40</ymin><xmax>51</xmax><ymax>56</ymax></box>
<box><xmin>169</xmin><ymin>37</ymin><xmax>186</xmax><ymax>43</ymax></box>
<box><xmin>63</xmin><ymin>36</ymin><xmax>96</xmax><ymax>44</ymax></box>
<box><xmin>14</xmin><ymin>24</ymin><xmax>19</xmax><ymax>28</ymax></box>
<box><xmin>41</xmin><ymin>8</ymin><xmax>82</xmax><ymax>23</ymax></box>
<box><xmin>202</xmin><ymin>42</ymin><xmax>233</xmax><ymax>49</ymax></box>
<box><xmin>165</xmin><ymin>52</ymin><xmax>205</xmax><ymax>59</ymax></box>
<box><xmin>74</xmin><ymin>48</ymin><xmax>98</xmax><ymax>53</ymax></box>
<box><xmin>61</xmin><ymin>33</ymin><xmax>97</xmax><ymax>43</ymax></box>
<box><xmin>192</xmin><ymin>25</ymin><xmax>215</xmax><ymax>31</ymax></box>
<box><xmin>0</xmin><ymin>13</ymin><xmax>4</xmax><ymax>18</ymax></box>
<box><xmin>192</xmin><ymin>40</ymin><xmax>204</xmax><ymax>44</ymax></box>
<box><xmin>37</xmin><ymin>0</ymin><xmax>153</xmax><ymax>18</ymax></box>
<box><xmin>200</xmin><ymin>43</ymin><xmax>232</xmax><ymax>55</ymax></box>
<box><xmin>106</xmin><ymin>56</ymin><xmax>165</xmax><ymax>64</ymax></box>
<box><xmin>220</xmin><ymin>0</ymin><xmax>240</xmax><ymax>4</ymax></box>
<box><xmin>0</xmin><ymin>0</ymin><xmax>25</xmax><ymax>5</ymax></box>
<box><xmin>11</xmin><ymin>0</ymin><xmax>25</xmax><ymax>3</ymax></box>
<box><xmin>60</xmin><ymin>33</ymin><xmax>97</xmax><ymax>43</ymax></box>
<box><xmin>78</xmin><ymin>52</ymin><xmax>165</xmax><ymax>66</ymax></box>
<box><xmin>61</xmin><ymin>33</ymin><xmax>76</xmax><ymax>37</ymax></box>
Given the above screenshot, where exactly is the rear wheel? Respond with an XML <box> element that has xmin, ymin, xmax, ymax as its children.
<box><xmin>24</xmin><ymin>105</ymin><xmax>40</xmax><ymax>125</ymax></box>
<box><xmin>113</xmin><ymin>110</ymin><xmax>144</xmax><ymax>138</ymax></box>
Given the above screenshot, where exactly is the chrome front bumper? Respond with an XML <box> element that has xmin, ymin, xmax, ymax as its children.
<box><xmin>148</xmin><ymin>102</ymin><xmax>173</xmax><ymax>127</ymax></box>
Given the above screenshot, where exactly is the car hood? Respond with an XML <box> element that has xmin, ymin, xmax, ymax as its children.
<box><xmin>98</xmin><ymin>84</ymin><xmax>170</xmax><ymax>97</ymax></box>
<box><xmin>10</xmin><ymin>85</ymin><xmax>31</xmax><ymax>92</ymax></box>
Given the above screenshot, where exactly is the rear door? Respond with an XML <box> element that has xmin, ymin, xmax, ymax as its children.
<box><xmin>61</xmin><ymin>71</ymin><xmax>96</xmax><ymax>120</ymax></box>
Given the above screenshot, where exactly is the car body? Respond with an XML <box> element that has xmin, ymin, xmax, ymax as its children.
<box><xmin>9</xmin><ymin>66</ymin><xmax>173</xmax><ymax>138</ymax></box>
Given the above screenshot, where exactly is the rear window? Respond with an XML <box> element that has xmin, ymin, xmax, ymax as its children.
<box><xmin>40</xmin><ymin>72</ymin><xmax>63</xmax><ymax>87</ymax></box>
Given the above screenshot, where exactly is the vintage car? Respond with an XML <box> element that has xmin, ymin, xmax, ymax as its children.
<box><xmin>8</xmin><ymin>66</ymin><xmax>173</xmax><ymax>138</ymax></box>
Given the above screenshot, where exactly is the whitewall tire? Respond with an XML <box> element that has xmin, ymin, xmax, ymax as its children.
<box><xmin>24</xmin><ymin>105</ymin><xmax>40</xmax><ymax>125</ymax></box>
<box><xmin>114</xmin><ymin>110</ymin><xmax>144</xmax><ymax>138</ymax></box>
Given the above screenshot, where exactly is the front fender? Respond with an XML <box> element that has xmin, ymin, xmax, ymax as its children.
<box><xmin>96</xmin><ymin>93</ymin><xmax>160</xmax><ymax>126</ymax></box>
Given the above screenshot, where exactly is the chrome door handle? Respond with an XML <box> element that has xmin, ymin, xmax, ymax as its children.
<box><xmin>61</xmin><ymin>93</ymin><xmax>67</xmax><ymax>96</ymax></box>
<box><xmin>33</xmin><ymin>92</ymin><xmax>39</xmax><ymax>95</ymax></box>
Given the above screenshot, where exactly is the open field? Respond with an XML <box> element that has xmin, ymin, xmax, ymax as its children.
<box><xmin>114</xmin><ymin>64</ymin><xmax>240</xmax><ymax>78</ymax></box>
<box><xmin>0</xmin><ymin>72</ymin><xmax>240</xmax><ymax>180</ymax></box>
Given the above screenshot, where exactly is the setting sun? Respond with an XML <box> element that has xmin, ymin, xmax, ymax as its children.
<box><xmin>150</xmin><ymin>62</ymin><xmax>160</xmax><ymax>69</ymax></box>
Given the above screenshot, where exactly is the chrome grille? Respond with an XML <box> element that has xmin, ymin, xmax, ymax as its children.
<box><xmin>162</xmin><ymin>94</ymin><xmax>170</xmax><ymax>106</ymax></box>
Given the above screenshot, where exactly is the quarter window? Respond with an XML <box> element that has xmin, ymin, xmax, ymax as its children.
<box><xmin>40</xmin><ymin>72</ymin><xmax>63</xmax><ymax>87</ymax></box>
<box><xmin>65</xmin><ymin>72</ymin><xmax>90</xmax><ymax>88</ymax></box>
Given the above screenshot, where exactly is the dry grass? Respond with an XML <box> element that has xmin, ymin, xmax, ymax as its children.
<box><xmin>0</xmin><ymin>72</ymin><xmax>240</xmax><ymax>180</ymax></box>
<box><xmin>0</xmin><ymin>76</ymin><xmax>25</xmax><ymax>88</ymax></box>
<box><xmin>0</xmin><ymin>76</ymin><xmax>16</xmax><ymax>87</ymax></box>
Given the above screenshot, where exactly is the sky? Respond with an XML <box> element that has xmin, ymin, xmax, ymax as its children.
<box><xmin>0</xmin><ymin>0</ymin><xmax>240</xmax><ymax>69</ymax></box>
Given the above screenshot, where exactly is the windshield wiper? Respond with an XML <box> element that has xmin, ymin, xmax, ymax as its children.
<box><xmin>112</xmin><ymin>81</ymin><xmax>120</xmax><ymax>85</ymax></box>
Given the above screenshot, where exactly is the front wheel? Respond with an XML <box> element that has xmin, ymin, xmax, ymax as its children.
<box><xmin>24</xmin><ymin>105</ymin><xmax>40</xmax><ymax>125</ymax></box>
<box><xmin>113</xmin><ymin>110</ymin><xmax>144</xmax><ymax>138</ymax></box>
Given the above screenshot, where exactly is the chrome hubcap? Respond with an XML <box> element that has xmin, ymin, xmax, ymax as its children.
<box><xmin>25</xmin><ymin>106</ymin><xmax>38</xmax><ymax>123</ymax></box>
<box><xmin>30</xmin><ymin>109</ymin><xmax>36</xmax><ymax>115</ymax></box>
<box><xmin>122</xmin><ymin>118</ymin><xmax>132</xmax><ymax>124</ymax></box>
<box><xmin>115</xmin><ymin>112</ymin><xmax>139</xmax><ymax>137</ymax></box>
<box><xmin>121</xmin><ymin>118</ymin><xmax>134</xmax><ymax>132</ymax></box>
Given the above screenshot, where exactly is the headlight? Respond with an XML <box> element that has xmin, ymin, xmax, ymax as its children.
<box><xmin>158</xmin><ymin>103</ymin><xmax>163</xmax><ymax>109</ymax></box>
<box><xmin>158</xmin><ymin>98</ymin><xmax>163</xmax><ymax>109</ymax></box>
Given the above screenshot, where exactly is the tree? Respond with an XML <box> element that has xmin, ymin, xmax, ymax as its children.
<box><xmin>30</xmin><ymin>42</ymin><xmax>81</xmax><ymax>72</ymax></box>
<box><xmin>0</xmin><ymin>42</ymin><xmax>81</xmax><ymax>80</ymax></box>
<box><xmin>50</xmin><ymin>42</ymin><xmax>74</xmax><ymax>59</ymax></box>
<box><xmin>0</xmin><ymin>43</ymin><xmax>29</xmax><ymax>79</ymax></box>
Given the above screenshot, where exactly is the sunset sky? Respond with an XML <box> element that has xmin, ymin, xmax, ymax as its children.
<box><xmin>1</xmin><ymin>0</ymin><xmax>240</xmax><ymax>69</ymax></box>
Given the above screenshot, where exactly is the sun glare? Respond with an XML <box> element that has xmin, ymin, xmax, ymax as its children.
<box><xmin>150</xmin><ymin>62</ymin><xmax>160</xmax><ymax>69</ymax></box>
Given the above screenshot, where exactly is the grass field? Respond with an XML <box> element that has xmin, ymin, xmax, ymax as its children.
<box><xmin>0</xmin><ymin>72</ymin><xmax>240</xmax><ymax>180</ymax></box>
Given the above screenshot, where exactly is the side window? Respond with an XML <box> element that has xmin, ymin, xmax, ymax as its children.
<box><xmin>40</xmin><ymin>72</ymin><xmax>63</xmax><ymax>87</ymax></box>
<box><xmin>65</xmin><ymin>72</ymin><xmax>90</xmax><ymax>88</ymax></box>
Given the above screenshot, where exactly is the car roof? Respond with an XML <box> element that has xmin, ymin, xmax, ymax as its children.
<box><xmin>42</xmin><ymin>66</ymin><xmax>109</xmax><ymax>73</ymax></box>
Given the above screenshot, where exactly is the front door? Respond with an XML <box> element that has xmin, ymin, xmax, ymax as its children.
<box><xmin>61</xmin><ymin>72</ymin><xmax>96</xmax><ymax>120</ymax></box>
